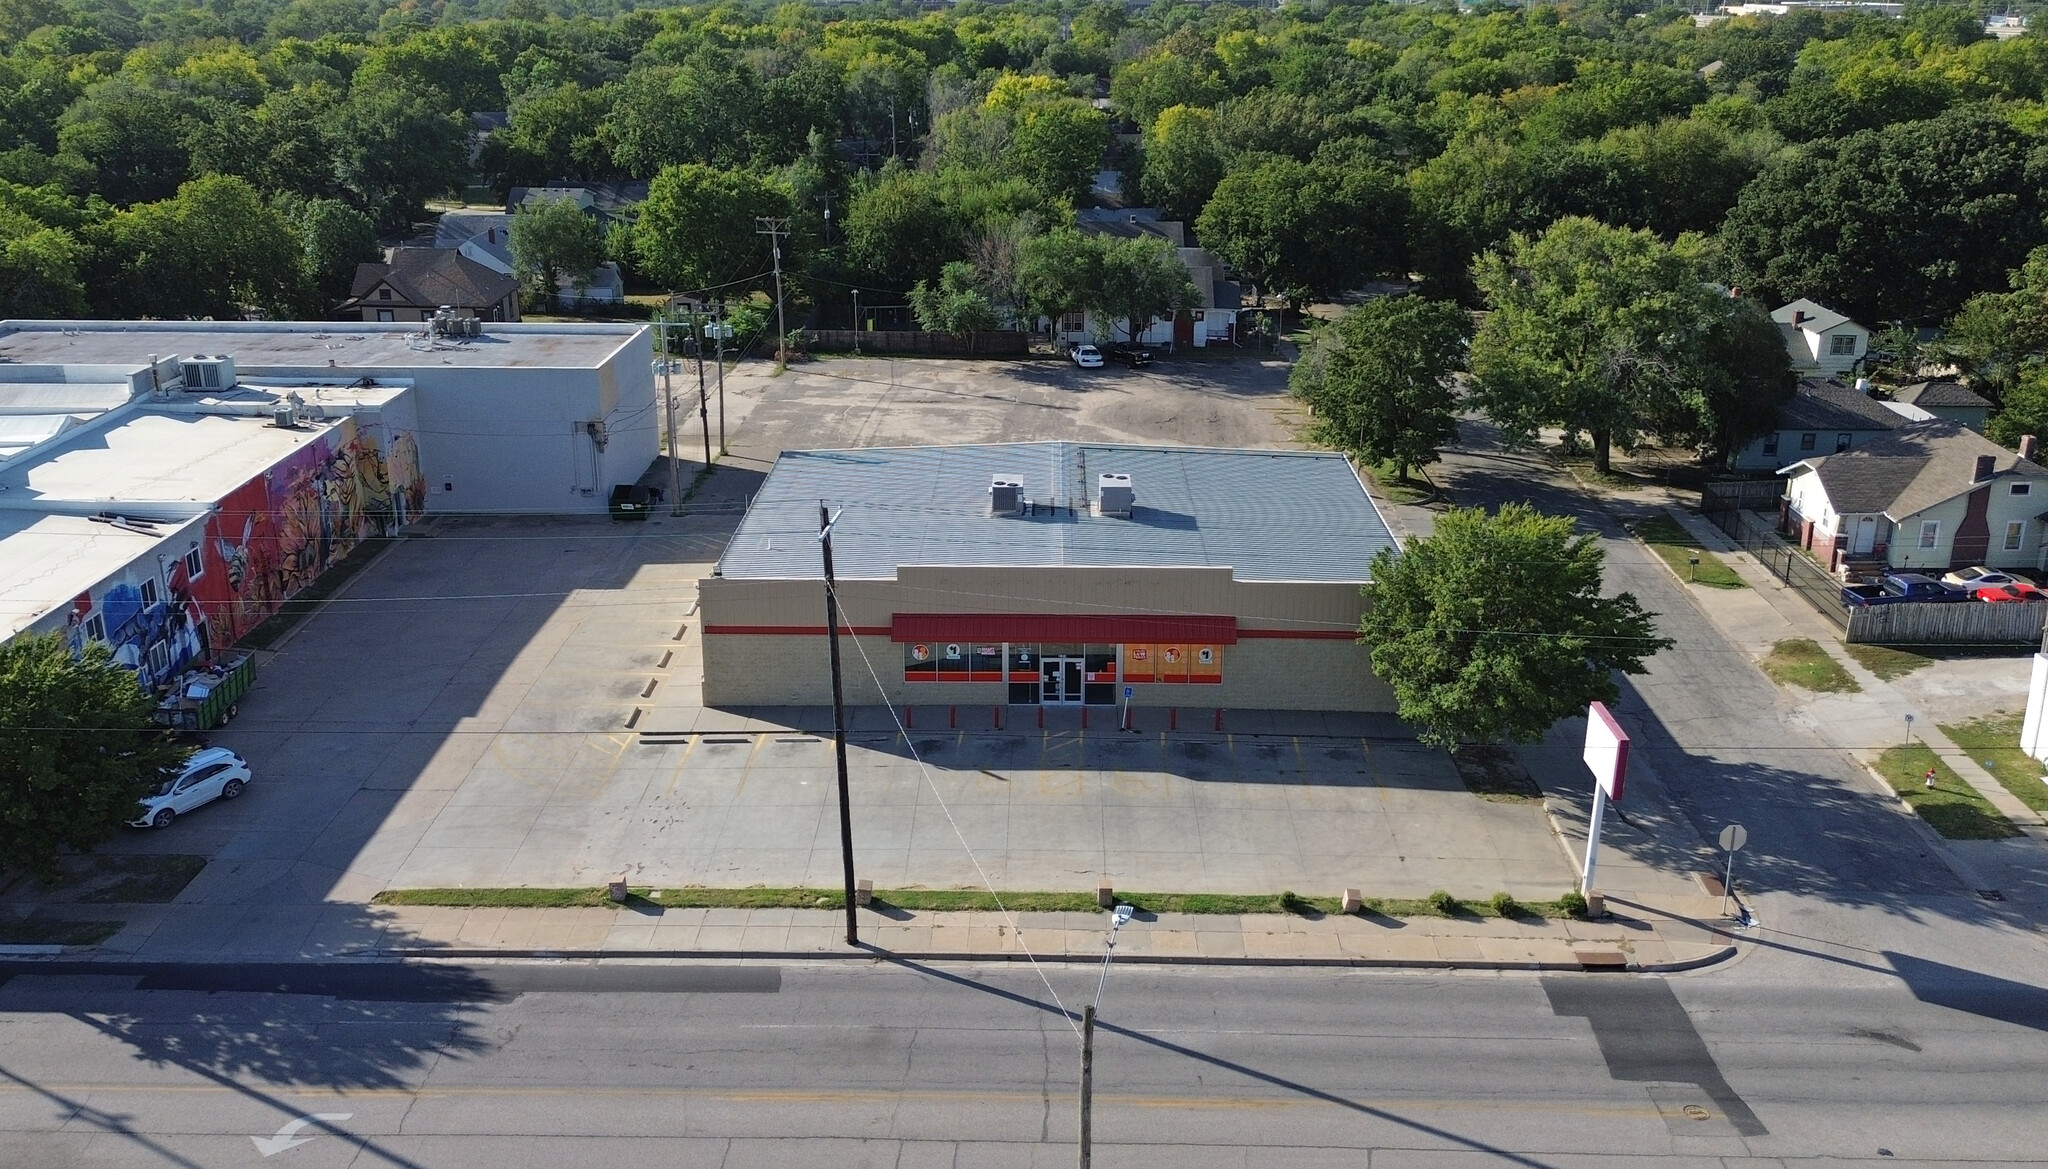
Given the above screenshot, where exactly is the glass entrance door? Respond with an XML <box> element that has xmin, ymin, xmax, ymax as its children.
<box><xmin>1040</xmin><ymin>656</ymin><xmax>1084</xmax><ymax>704</ymax></box>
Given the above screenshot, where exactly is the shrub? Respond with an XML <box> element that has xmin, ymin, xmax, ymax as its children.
<box><xmin>1488</xmin><ymin>891</ymin><xmax>1521</xmax><ymax>918</ymax></box>
<box><xmin>1425</xmin><ymin>889</ymin><xmax>1461</xmax><ymax>915</ymax></box>
<box><xmin>1557</xmin><ymin>890</ymin><xmax>1589</xmax><ymax>919</ymax></box>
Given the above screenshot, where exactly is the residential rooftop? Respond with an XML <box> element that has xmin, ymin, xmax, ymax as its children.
<box><xmin>717</xmin><ymin>442</ymin><xmax>1397</xmax><ymax>583</ymax></box>
<box><xmin>1780</xmin><ymin>378</ymin><xmax>1905</xmax><ymax>432</ymax></box>
<box><xmin>1782</xmin><ymin>421</ymin><xmax>2048</xmax><ymax>518</ymax></box>
<box><xmin>0</xmin><ymin>320</ymin><xmax>646</xmax><ymax>370</ymax></box>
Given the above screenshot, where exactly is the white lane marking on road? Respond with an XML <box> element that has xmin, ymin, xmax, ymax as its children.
<box><xmin>250</xmin><ymin>1113</ymin><xmax>353</xmax><ymax>1157</ymax></box>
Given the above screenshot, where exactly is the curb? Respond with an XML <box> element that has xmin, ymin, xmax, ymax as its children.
<box><xmin>369</xmin><ymin>946</ymin><xmax>1739</xmax><ymax>972</ymax></box>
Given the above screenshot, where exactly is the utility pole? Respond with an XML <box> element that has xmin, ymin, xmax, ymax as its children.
<box><xmin>659</xmin><ymin>314</ymin><xmax>682</xmax><ymax>516</ymax></box>
<box><xmin>691</xmin><ymin>303</ymin><xmax>711</xmax><ymax>469</ymax></box>
<box><xmin>757</xmin><ymin>217</ymin><xmax>790</xmax><ymax>368</ymax></box>
<box><xmin>713</xmin><ymin>297</ymin><xmax>727</xmax><ymax>455</ymax></box>
<box><xmin>818</xmin><ymin>503</ymin><xmax>858</xmax><ymax>946</ymax></box>
<box><xmin>889</xmin><ymin>96</ymin><xmax>897</xmax><ymax>157</ymax></box>
<box><xmin>852</xmin><ymin>287</ymin><xmax>861</xmax><ymax>356</ymax></box>
<box><xmin>1079</xmin><ymin>1004</ymin><xmax>1095</xmax><ymax>1169</ymax></box>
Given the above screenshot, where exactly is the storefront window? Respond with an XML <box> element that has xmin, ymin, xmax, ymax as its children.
<box><xmin>1120</xmin><ymin>642</ymin><xmax>1223</xmax><ymax>684</ymax></box>
<box><xmin>1083</xmin><ymin>644</ymin><xmax>1117</xmax><ymax>705</ymax></box>
<box><xmin>935</xmin><ymin>641</ymin><xmax>970</xmax><ymax>678</ymax></box>
<box><xmin>1008</xmin><ymin>643</ymin><xmax>1040</xmax><ymax>703</ymax></box>
<box><xmin>904</xmin><ymin>641</ymin><xmax>937</xmax><ymax>681</ymax></box>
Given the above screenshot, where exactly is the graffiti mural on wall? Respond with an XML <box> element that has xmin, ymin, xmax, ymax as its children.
<box><xmin>55</xmin><ymin>417</ymin><xmax>427</xmax><ymax>692</ymax></box>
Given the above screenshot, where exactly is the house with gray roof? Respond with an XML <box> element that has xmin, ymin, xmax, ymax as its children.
<box><xmin>337</xmin><ymin>249</ymin><xmax>521</xmax><ymax>323</ymax></box>
<box><xmin>1780</xmin><ymin>424</ymin><xmax>2048</xmax><ymax>573</ymax></box>
<box><xmin>698</xmin><ymin>442</ymin><xmax>1396</xmax><ymax>711</ymax></box>
<box><xmin>1727</xmin><ymin>377</ymin><xmax>1903</xmax><ymax>471</ymax></box>
<box><xmin>1893</xmin><ymin>380</ymin><xmax>1993</xmax><ymax>431</ymax></box>
<box><xmin>1772</xmin><ymin>298</ymin><xmax>1869</xmax><ymax>376</ymax></box>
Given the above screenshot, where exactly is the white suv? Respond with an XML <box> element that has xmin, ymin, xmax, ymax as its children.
<box><xmin>130</xmin><ymin>747</ymin><xmax>251</xmax><ymax>829</ymax></box>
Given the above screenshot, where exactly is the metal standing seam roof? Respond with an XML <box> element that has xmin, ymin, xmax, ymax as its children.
<box><xmin>716</xmin><ymin>442</ymin><xmax>1399</xmax><ymax>583</ymax></box>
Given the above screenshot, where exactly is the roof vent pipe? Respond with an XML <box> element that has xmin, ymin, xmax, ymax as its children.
<box><xmin>2022</xmin><ymin>435</ymin><xmax>2039</xmax><ymax>462</ymax></box>
<box><xmin>1974</xmin><ymin>454</ymin><xmax>1998</xmax><ymax>483</ymax></box>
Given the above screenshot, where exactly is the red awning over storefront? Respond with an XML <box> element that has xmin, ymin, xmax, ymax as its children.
<box><xmin>891</xmin><ymin>613</ymin><xmax>1237</xmax><ymax>644</ymax></box>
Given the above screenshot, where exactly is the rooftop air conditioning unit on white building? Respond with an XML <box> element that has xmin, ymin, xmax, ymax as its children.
<box><xmin>180</xmin><ymin>355</ymin><xmax>236</xmax><ymax>391</ymax></box>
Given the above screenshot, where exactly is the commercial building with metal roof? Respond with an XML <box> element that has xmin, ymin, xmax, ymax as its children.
<box><xmin>700</xmin><ymin>442</ymin><xmax>1399</xmax><ymax>712</ymax></box>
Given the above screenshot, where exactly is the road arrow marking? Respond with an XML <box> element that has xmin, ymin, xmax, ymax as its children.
<box><xmin>250</xmin><ymin>1113</ymin><xmax>353</xmax><ymax>1157</ymax></box>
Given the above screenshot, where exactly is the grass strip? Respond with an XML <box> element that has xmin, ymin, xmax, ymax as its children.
<box><xmin>1940</xmin><ymin>713</ymin><xmax>2048</xmax><ymax>814</ymax></box>
<box><xmin>0</xmin><ymin>919</ymin><xmax>123</xmax><ymax>946</ymax></box>
<box><xmin>1360</xmin><ymin>459</ymin><xmax>1433</xmax><ymax>506</ymax></box>
<box><xmin>75</xmin><ymin>854</ymin><xmax>208</xmax><ymax>904</ymax></box>
<box><xmin>1844</xmin><ymin>643</ymin><xmax>1934</xmax><ymax>681</ymax></box>
<box><xmin>1760</xmin><ymin>638</ymin><xmax>1860</xmax><ymax>693</ymax></box>
<box><xmin>372</xmin><ymin>886</ymin><xmax>1588</xmax><ymax>920</ymax></box>
<box><xmin>1874</xmin><ymin>744</ymin><xmax>2022</xmax><ymax>839</ymax></box>
<box><xmin>1630</xmin><ymin>514</ymin><xmax>1746</xmax><ymax>589</ymax></box>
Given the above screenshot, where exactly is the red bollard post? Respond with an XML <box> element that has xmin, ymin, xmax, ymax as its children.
<box><xmin>905</xmin><ymin>705</ymin><xmax>913</xmax><ymax>728</ymax></box>
<box><xmin>993</xmin><ymin>706</ymin><xmax>1002</xmax><ymax>730</ymax></box>
<box><xmin>1081</xmin><ymin>706</ymin><xmax>1089</xmax><ymax>729</ymax></box>
<box><xmin>1170</xmin><ymin>707</ymin><xmax>1178</xmax><ymax>731</ymax></box>
<box><xmin>949</xmin><ymin>705</ymin><xmax>956</xmax><ymax>729</ymax></box>
<box><xmin>1214</xmin><ymin>707</ymin><xmax>1223</xmax><ymax>732</ymax></box>
<box><xmin>1038</xmin><ymin>706</ymin><xmax>1045</xmax><ymax>729</ymax></box>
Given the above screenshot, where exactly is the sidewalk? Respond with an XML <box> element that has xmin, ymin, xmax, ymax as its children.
<box><xmin>39</xmin><ymin>896</ymin><xmax>1740</xmax><ymax>973</ymax></box>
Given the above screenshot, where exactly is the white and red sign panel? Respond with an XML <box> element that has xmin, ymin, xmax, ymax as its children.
<box><xmin>1583</xmin><ymin>701</ymin><xmax>1630</xmax><ymax>802</ymax></box>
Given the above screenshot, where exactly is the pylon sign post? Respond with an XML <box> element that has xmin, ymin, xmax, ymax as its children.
<box><xmin>1580</xmin><ymin>701</ymin><xmax>1630</xmax><ymax>895</ymax></box>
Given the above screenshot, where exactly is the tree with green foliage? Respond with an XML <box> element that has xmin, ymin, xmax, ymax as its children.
<box><xmin>276</xmin><ymin>196</ymin><xmax>379</xmax><ymax>315</ymax></box>
<box><xmin>0</xmin><ymin>632</ymin><xmax>189</xmax><ymax>881</ymax></box>
<box><xmin>328</xmin><ymin>80</ymin><xmax>465</xmax><ymax>232</ymax></box>
<box><xmin>844</xmin><ymin>167</ymin><xmax>956</xmax><ymax>293</ymax></box>
<box><xmin>909</xmin><ymin>261</ymin><xmax>998</xmax><ymax>347</ymax></box>
<box><xmin>1140</xmin><ymin>104</ymin><xmax>1227</xmax><ymax>224</ymax></box>
<box><xmin>1292</xmin><ymin>296</ymin><xmax>1471</xmax><ymax>481</ymax></box>
<box><xmin>1096</xmin><ymin>233</ymin><xmax>1198</xmax><ymax>345</ymax></box>
<box><xmin>632</xmin><ymin>163</ymin><xmax>787</xmax><ymax>293</ymax></box>
<box><xmin>1357</xmin><ymin>504</ymin><xmax>1671</xmax><ymax>748</ymax></box>
<box><xmin>1004</xmin><ymin>97</ymin><xmax>1108</xmax><ymax>207</ymax></box>
<box><xmin>1468</xmin><ymin>217</ymin><xmax>1728</xmax><ymax>473</ymax></box>
<box><xmin>511</xmin><ymin>194</ymin><xmax>604</xmax><ymax>310</ymax></box>
<box><xmin>1197</xmin><ymin>155</ymin><xmax>1406</xmax><ymax>306</ymax></box>
<box><xmin>85</xmin><ymin>174</ymin><xmax>300</xmax><ymax>319</ymax></box>
<box><xmin>1719</xmin><ymin>106</ymin><xmax>2048</xmax><ymax>325</ymax></box>
<box><xmin>1944</xmin><ymin>245</ymin><xmax>2048</xmax><ymax>405</ymax></box>
<box><xmin>1017</xmin><ymin>225</ymin><xmax>1103</xmax><ymax>328</ymax></box>
<box><xmin>0</xmin><ymin>209</ymin><xmax>85</xmax><ymax>317</ymax></box>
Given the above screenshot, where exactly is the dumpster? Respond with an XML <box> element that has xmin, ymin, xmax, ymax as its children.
<box><xmin>609</xmin><ymin>483</ymin><xmax>652</xmax><ymax>521</ymax></box>
<box><xmin>152</xmin><ymin>653</ymin><xmax>255</xmax><ymax>732</ymax></box>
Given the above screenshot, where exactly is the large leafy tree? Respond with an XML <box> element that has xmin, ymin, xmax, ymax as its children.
<box><xmin>511</xmin><ymin>195</ymin><xmax>604</xmax><ymax>309</ymax></box>
<box><xmin>1468</xmin><ymin>217</ymin><xmax>1727</xmax><ymax>473</ymax></box>
<box><xmin>1096</xmin><ymin>234</ymin><xmax>1198</xmax><ymax>344</ymax></box>
<box><xmin>909</xmin><ymin>261</ymin><xmax>999</xmax><ymax>343</ymax></box>
<box><xmin>1292</xmin><ymin>296</ymin><xmax>1471</xmax><ymax>481</ymax></box>
<box><xmin>632</xmin><ymin>163</ymin><xmax>787</xmax><ymax>293</ymax></box>
<box><xmin>1719</xmin><ymin>106</ymin><xmax>2048</xmax><ymax>325</ymax></box>
<box><xmin>1359</xmin><ymin>504</ymin><xmax>1671</xmax><ymax>747</ymax></box>
<box><xmin>844</xmin><ymin>167</ymin><xmax>956</xmax><ymax>293</ymax></box>
<box><xmin>328</xmin><ymin>80</ymin><xmax>465</xmax><ymax>232</ymax></box>
<box><xmin>1196</xmin><ymin>155</ymin><xmax>1406</xmax><ymax>306</ymax></box>
<box><xmin>0</xmin><ymin>632</ymin><xmax>189</xmax><ymax>881</ymax></box>
<box><xmin>85</xmin><ymin>174</ymin><xmax>300</xmax><ymax>319</ymax></box>
<box><xmin>1944</xmin><ymin>245</ymin><xmax>2048</xmax><ymax>405</ymax></box>
<box><xmin>281</xmin><ymin>195</ymin><xmax>380</xmax><ymax>316</ymax></box>
<box><xmin>1140</xmin><ymin>104</ymin><xmax>1227</xmax><ymax>225</ymax></box>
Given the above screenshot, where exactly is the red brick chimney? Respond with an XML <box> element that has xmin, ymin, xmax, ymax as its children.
<box><xmin>1974</xmin><ymin>454</ymin><xmax>1998</xmax><ymax>482</ymax></box>
<box><xmin>2022</xmin><ymin>435</ymin><xmax>2038</xmax><ymax>462</ymax></box>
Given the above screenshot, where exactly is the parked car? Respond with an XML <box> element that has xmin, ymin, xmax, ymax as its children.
<box><xmin>1840</xmin><ymin>572</ymin><xmax>1971</xmax><ymax>606</ymax></box>
<box><xmin>1977</xmin><ymin>582</ymin><xmax>2048</xmax><ymax>602</ymax></box>
<box><xmin>1104</xmin><ymin>343</ymin><xmax>1153</xmax><ymax>367</ymax></box>
<box><xmin>1068</xmin><ymin>343</ymin><xmax>1104</xmax><ymax>369</ymax></box>
<box><xmin>1943</xmin><ymin>566</ymin><xmax>2025</xmax><ymax>590</ymax></box>
<box><xmin>128</xmin><ymin>747</ymin><xmax>251</xmax><ymax>829</ymax></box>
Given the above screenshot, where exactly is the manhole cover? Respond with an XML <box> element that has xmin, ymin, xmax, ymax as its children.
<box><xmin>1682</xmin><ymin>1105</ymin><xmax>1711</xmax><ymax>1121</ymax></box>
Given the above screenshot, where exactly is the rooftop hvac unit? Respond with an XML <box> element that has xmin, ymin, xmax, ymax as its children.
<box><xmin>1098</xmin><ymin>472</ymin><xmax>1134</xmax><ymax>517</ymax></box>
<box><xmin>991</xmin><ymin>475</ymin><xmax>1023</xmax><ymax>515</ymax></box>
<box><xmin>180</xmin><ymin>355</ymin><xmax>236</xmax><ymax>391</ymax></box>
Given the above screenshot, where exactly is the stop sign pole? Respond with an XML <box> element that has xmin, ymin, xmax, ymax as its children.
<box><xmin>1580</xmin><ymin>702</ymin><xmax>1630</xmax><ymax>896</ymax></box>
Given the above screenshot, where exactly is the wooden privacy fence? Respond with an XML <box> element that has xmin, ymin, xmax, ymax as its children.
<box><xmin>806</xmin><ymin>329</ymin><xmax>1029</xmax><ymax>356</ymax></box>
<box><xmin>1845</xmin><ymin>601</ymin><xmax>2048</xmax><ymax>645</ymax></box>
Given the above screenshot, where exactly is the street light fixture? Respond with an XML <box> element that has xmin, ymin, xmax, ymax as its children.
<box><xmin>1080</xmin><ymin>903</ymin><xmax>1134</xmax><ymax>1169</ymax></box>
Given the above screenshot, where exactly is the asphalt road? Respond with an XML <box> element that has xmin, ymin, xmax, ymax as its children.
<box><xmin>1</xmin><ymin>958</ymin><xmax>2045</xmax><ymax>1168</ymax></box>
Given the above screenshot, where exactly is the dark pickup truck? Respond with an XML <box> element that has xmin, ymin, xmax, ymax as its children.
<box><xmin>1841</xmin><ymin>572</ymin><xmax>1969</xmax><ymax>606</ymax></box>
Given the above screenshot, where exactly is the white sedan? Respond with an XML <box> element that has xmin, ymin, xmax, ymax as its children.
<box><xmin>1942</xmin><ymin>566</ymin><xmax>2025</xmax><ymax>590</ymax></box>
<box><xmin>1068</xmin><ymin>344</ymin><xmax>1104</xmax><ymax>369</ymax></box>
<box><xmin>129</xmin><ymin>747</ymin><xmax>251</xmax><ymax>828</ymax></box>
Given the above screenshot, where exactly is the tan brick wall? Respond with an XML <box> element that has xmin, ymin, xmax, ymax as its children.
<box><xmin>701</xmin><ymin>632</ymin><xmax>1393</xmax><ymax>712</ymax></box>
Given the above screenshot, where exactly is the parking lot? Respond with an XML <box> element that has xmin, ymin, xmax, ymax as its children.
<box><xmin>73</xmin><ymin>356</ymin><xmax>1575</xmax><ymax>921</ymax></box>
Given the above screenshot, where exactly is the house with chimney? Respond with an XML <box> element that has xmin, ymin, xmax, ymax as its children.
<box><xmin>1051</xmin><ymin>208</ymin><xmax>1242</xmax><ymax>348</ymax></box>
<box><xmin>1727</xmin><ymin>377</ymin><xmax>1904</xmax><ymax>471</ymax></box>
<box><xmin>1773</xmin><ymin>299</ymin><xmax>1870</xmax><ymax>376</ymax></box>
<box><xmin>1779</xmin><ymin>424</ymin><xmax>2048</xmax><ymax>574</ymax></box>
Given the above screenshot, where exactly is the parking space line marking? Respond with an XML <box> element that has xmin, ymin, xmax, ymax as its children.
<box><xmin>660</xmin><ymin>735</ymin><xmax>699</xmax><ymax>799</ymax></box>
